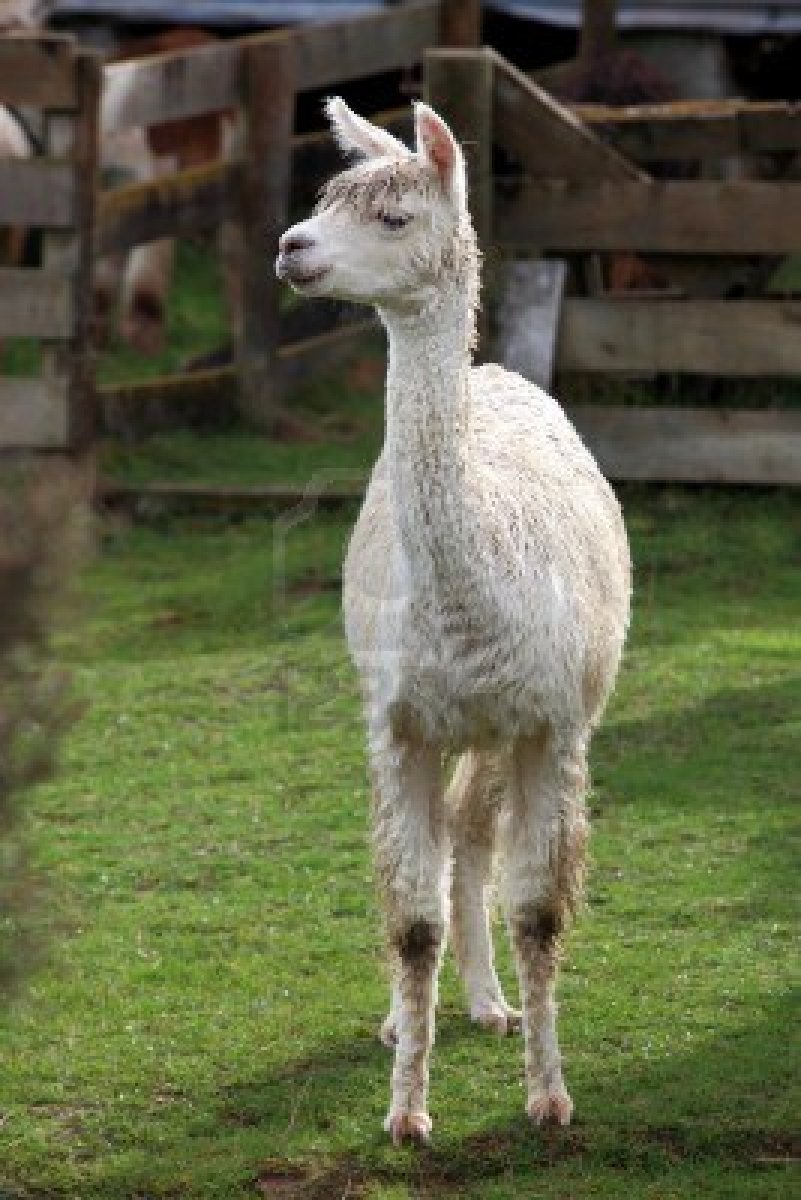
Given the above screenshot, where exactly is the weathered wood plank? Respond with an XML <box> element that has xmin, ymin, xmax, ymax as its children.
<box><xmin>99</xmin><ymin>0</ymin><xmax>439</xmax><ymax>134</ymax></box>
<box><xmin>294</xmin><ymin>0</ymin><xmax>440</xmax><ymax>90</ymax></box>
<box><xmin>95</xmin><ymin>161</ymin><xmax>240</xmax><ymax>255</ymax></box>
<box><xmin>0</xmin><ymin>35</ymin><xmax>77</xmax><ymax>107</ymax></box>
<box><xmin>0</xmin><ymin>377</ymin><xmax>69</xmax><ymax>449</ymax></box>
<box><xmin>492</xmin><ymin>51</ymin><xmax>647</xmax><ymax>182</ymax></box>
<box><xmin>0</xmin><ymin>161</ymin><xmax>74</xmax><ymax>227</ymax></box>
<box><xmin>101</xmin><ymin>39</ymin><xmax>243</xmax><ymax>134</ymax></box>
<box><xmin>0</xmin><ymin>270</ymin><xmax>72</xmax><ymax>338</ymax></box>
<box><xmin>576</xmin><ymin>99</ymin><xmax>801</xmax><ymax>165</ymax></box>
<box><xmin>558</xmin><ymin>299</ymin><xmax>801</xmax><ymax>376</ymax></box>
<box><xmin>233</xmin><ymin>35</ymin><xmax>295</xmax><ymax>430</ymax></box>
<box><xmin>566</xmin><ymin>405</ymin><xmax>801</xmax><ymax>485</ymax></box>
<box><xmin>496</xmin><ymin>180</ymin><xmax>801</xmax><ymax>253</ymax></box>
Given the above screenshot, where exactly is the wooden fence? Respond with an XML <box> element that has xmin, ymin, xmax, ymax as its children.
<box><xmin>3</xmin><ymin>12</ymin><xmax>801</xmax><ymax>484</ymax></box>
<box><xmin>425</xmin><ymin>47</ymin><xmax>801</xmax><ymax>484</ymax></box>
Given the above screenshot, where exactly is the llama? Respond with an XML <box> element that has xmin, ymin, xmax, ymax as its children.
<box><xmin>276</xmin><ymin>99</ymin><xmax>631</xmax><ymax>1145</ymax></box>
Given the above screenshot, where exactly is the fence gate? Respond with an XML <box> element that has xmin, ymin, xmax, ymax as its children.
<box><xmin>0</xmin><ymin>35</ymin><xmax>99</xmax><ymax>450</ymax></box>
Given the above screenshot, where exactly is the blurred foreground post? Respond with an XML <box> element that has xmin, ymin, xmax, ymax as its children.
<box><xmin>0</xmin><ymin>466</ymin><xmax>87</xmax><ymax>994</ymax></box>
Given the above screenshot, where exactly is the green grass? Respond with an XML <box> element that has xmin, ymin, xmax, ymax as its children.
<box><xmin>3</xmin><ymin>241</ymin><xmax>228</xmax><ymax>382</ymax></box>
<box><xmin>0</xmin><ymin>475</ymin><xmax>798</xmax><ymax>1199</ymax></box>
<box><xmin>2</xmin><ymin>238</ymin><xmax>800</xmax><ymax>1198</ymax></box>
<box><xmin>100</xmin><ymin>360</ymin><xmax>385</xmax><ymax>488</ymax></box>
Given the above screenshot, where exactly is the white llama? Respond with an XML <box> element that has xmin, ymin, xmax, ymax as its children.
<box><xmin>276</xmin><ymin>99</ymin><xmax>631</xmax><ymax>1146</ymax></box>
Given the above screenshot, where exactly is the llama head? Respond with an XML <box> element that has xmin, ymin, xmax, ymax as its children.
<box><xmin>276</xmin><ymin>99</ymin><xmax>476</xmax><ymax>315</ymax></box>
<box><xmin>0</xmin><ymin>0</ymin><xmax>52</xmax><ymax>30</ymax></box>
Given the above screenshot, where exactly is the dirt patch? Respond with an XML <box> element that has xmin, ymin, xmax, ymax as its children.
<box><xmin>256</xmin><ymin>1161</ymin><xmax>368</xmax><ymax>1199</ymax></box>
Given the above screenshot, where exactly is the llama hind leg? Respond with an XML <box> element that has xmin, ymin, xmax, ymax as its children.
<box><xmin>448</xmin><ymin>750</ymin><xmax>520</xmax><ymax>1035</ymax></box>
<box><xmin>503</xmin><ymin>729</ymin><xmax>589</xmax><ymax>1126</ymax></box>
<box><xmin>379</xmin><ymin>949</ymin><xmax>402</xmax><ymax>1047</ymax></box>
<box><xmin>371</xmin><ymin>732</ymin><xmax>448</xmax><ymax>1145</ymax></box>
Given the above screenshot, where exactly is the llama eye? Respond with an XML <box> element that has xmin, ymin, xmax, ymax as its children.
<box><xmin>380</xmin><ymin>212</ymin><xmax>411</xmax><ymax>231</ymax></box>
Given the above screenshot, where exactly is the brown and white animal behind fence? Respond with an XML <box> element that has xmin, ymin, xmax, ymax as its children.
<box><xmin>0</xmin><ymin>3</ymin><xmax>236</xmax><ymax>357</ymax></box>
<box><xmin>276</xmin><ymin>99</ymin><xmax>631</xmax><ymax>1145</ymax></box>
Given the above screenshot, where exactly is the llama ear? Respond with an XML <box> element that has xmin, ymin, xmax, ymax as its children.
<box><xmin>413</xmin><ymin>102</ymin><xmax>467</xmax><ymax>210</ymax></box>
<box><xmin>325</xmin><ymin>96</ymin><xmax>409</xmax><ymax>161</ymax></box>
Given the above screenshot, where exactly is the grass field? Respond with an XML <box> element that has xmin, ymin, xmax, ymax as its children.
<box><xmin>2</xmin><ymin>245</ymin><xmax>800</xmax><ymax>1198</ymax></box>
<box><xmin>0</xmin><ymin>464</ymin><xmax>798</xmax><ymax>1198</ymax></box>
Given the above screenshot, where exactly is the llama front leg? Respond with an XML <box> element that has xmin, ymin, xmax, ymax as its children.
<box><xmin>448</xmin><ymin>750</ymin><xmax>520</xmax><ymax>1035</ymax></box>
<box><xmin>371</xmin><ymin>731</ymin><xmax>447</xmax><ymax>1145</ymax></box>
<box><xmin>503</xmin><ymin>730</ymin><xmax>588</xmax><ymax>1127</ymax></box>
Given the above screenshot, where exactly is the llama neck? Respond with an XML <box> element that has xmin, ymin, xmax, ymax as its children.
<box><xmin>380</xmin><ymin>284</ymin><xmax>474</xmax><ymax>573</ymax></box>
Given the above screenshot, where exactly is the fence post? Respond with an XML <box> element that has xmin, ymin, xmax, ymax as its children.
<box><xmin>440</xmin><ymin>0</ymin><xmax>481</xmax><ymax>47</ymax></box>
<box><xmin>424</xmin><ymin>48</ymin><xmax>494</xmax><ymax>355</ymax></box>
<box><xmin>234</xmin><ymin>33</ymin><xmax>296</xmax><ymax>432</ymax></box>
<box><xmin>41</xmin><ymin>46</ymin><xmax>101</xmax><ymax>451</ymax></box>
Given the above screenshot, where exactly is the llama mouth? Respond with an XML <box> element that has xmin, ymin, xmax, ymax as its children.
<box><xmin>292</xmin><ymin>267</ymin><xmax>331</xmax><ymax>287</ymax></box>
<box><xmin>279</xmin><ymin>263</ymin><xmax>331</xmax><ymax>288</ymax></box>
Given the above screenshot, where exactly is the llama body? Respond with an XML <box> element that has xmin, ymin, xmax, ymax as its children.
<box><xmin>277</xmin><ymin>99</ymin><xmax>630</xmax><ymax>1144</ymax></box>
<box><xmin>346</xmin><ymin>362</ymin><xmax>627</xmax><ymax>745</ymax></box>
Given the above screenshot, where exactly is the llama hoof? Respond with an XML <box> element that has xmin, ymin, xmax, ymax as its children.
<box><xmin>379</xmin><ymin>1015</ymin><xmax>398</xmax><ymax>1047</ymax></box>
<box><xmin>527</xmin><ymin>1089</ymin><xmax>573</xmax><ymax>1127</ymax></box>
<box><xmin>470</xmin><ymin>998</ymin><xmax>521</xmax><ymax>1037</ymax></box>
<box><xmin>384</xmin><ymin>1109</ymin><xmax>432</xmax><ymax>1146</ymax></box>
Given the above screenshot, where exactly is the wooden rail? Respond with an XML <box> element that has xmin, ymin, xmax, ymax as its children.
<box><xmin>491</xmin><ymin>50</ymin><xmax>646</xmax><ymax>182</ymax></box>
<box><xmin>0</xmin><ymin>161</ymin><xmax>75</xmax><ymax>227</ymax></box>
<box><xmin>576</xmin><ymin>99</ymin><xmax>801</xmax><ymax>165</ymax></box>
<box><xmin>568</xmin><ymin>407</ymin><xmax>801</xmax><ymax>486</ymax></box>
<box><xmin>100</xmin><ymin>0</ymin><xmax>440</xmax><ymax>135</ymax></box>
<box><xmin>495</xmin><ymin>179</ymin><xmax>801</xmax><ymax>254</ymax></box>
<box><xmin>558</xmin><ymin>299</ymin><xmax>801</xmax><ymax>377</ymax></box>
<box><xmin>96</xmin><ymin>162</ymin><xmax>240</xmax><ymax>255</ymax></box>
<box><xmin>0</xmin><ymin>270</ymin><xmax>72</xmax><ymax>339</ymax></box>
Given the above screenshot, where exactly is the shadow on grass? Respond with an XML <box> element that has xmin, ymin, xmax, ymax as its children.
<box><xmin>599</xmin><ymin>672</ymin><xmax>800</xmax><ymax>804</ymax></box>
<box><xmin>229</xmin><ymin>988</ymin><xmax>798</xmax><ymax>1198</ymax></box>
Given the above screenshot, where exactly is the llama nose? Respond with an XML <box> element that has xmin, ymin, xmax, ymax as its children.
<box><xmin>279</xmin><ymin>231</ymin><xmax>315</xmax><ymax>256</ymax></box>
